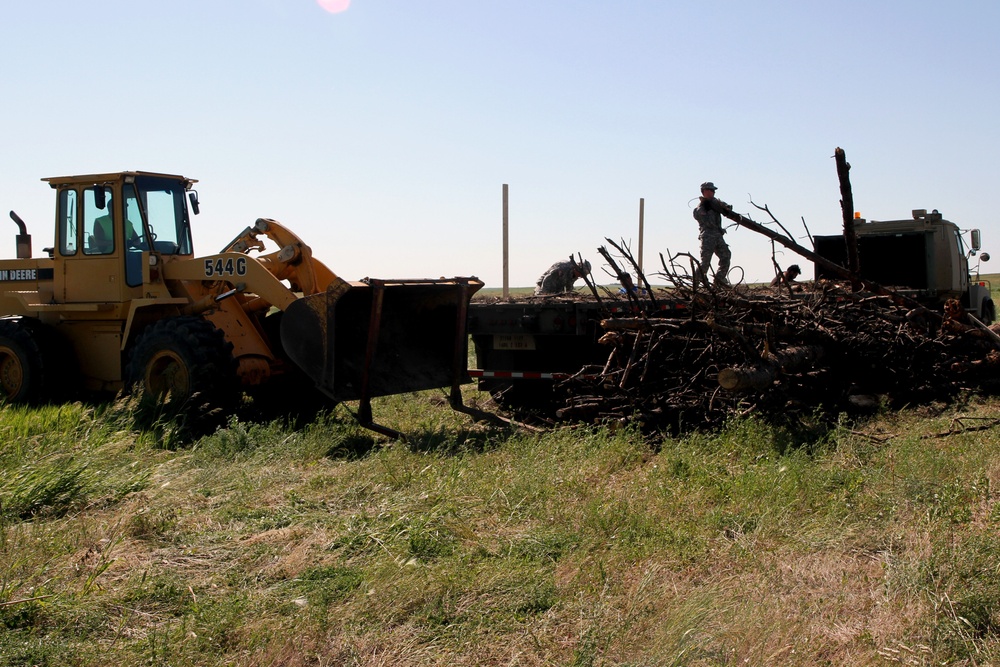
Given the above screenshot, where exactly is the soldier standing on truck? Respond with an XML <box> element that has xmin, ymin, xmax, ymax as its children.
<box><xmin>693</xmin><ymin>181</ymin><xmax>732</xmax><ymax>286</ymax></box>
<box><xmin>534</xmin><ymin>257</ymin><xmax>591</xmax><ymax>295</ymax></box>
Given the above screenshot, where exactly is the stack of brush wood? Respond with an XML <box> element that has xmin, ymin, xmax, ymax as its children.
<box><xmin>548</xmin><ymin>243</ymin><xmax>1000</xmax><ymax>433</ymax></box>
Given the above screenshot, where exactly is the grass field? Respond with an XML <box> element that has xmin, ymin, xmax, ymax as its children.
<box><xmin>3</xmin><ymin>273</ymin><xmax>1000</xmax><ymax>666</ymax></box>
<box><xmin>4</xmin><ymin>387</ymin><xmax>1000</xmax><ymax>665</ymax></box>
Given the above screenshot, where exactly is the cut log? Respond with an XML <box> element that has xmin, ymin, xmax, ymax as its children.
<box><xmin>718</xmin><ymin>345</ymin><xmax>825</xmax><ymax>391</ymax></box>
<box><xmin>835</xmin><ymin>147</ymin><xmax>861</xmax><ymax>281</ymax></box>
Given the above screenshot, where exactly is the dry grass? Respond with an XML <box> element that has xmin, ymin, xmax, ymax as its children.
<box><xmin>4</xmin><ymin>393</ymin><xmax>1000</xmax><ymax>665</ymax></box>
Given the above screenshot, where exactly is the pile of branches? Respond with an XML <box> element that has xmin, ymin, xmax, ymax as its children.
<box><xmin>513</xmin><ymin>148</ymin><xmax>1000</xmax><ymax>433</ymax></box>
<box><xmin>546</xmin><ymin>241</ymin><xmax>1000</xmax><ymax>434</ymax></box>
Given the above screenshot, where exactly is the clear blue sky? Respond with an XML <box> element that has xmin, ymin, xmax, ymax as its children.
<box><xmin>1</xmin><ymin>0</ymin><xmax>997</xmax><ymax>286</ymax></box>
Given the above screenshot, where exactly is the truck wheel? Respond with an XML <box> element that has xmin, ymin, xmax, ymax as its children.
<box><xmin>489</xmin><ymin>382</ymin><xmax>556</xmax><ymax>411</ymax></box>
<box><xmin>982</xmin><ymin>298</ymin><xmax>996</xmax><ymax>326</ymax></box>
<box><xmin>0</xmin><ymin>318</ymin><xmax>54</xmax><ymax>404</ymax></box>
<box><xmin>125</xmin><ymin>316</ymin><xmax>236</xmax><ymax>413</ymax></box>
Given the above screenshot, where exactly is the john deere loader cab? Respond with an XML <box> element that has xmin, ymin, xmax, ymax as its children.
<box><xmin>47</xmin><ymin>172</ymin><xmax>195</xmax><ymax>303</ymax></box>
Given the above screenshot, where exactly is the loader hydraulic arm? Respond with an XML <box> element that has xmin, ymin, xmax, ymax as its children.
<box><xmin>162</xmin><ymin>252</ymin><xmax>303</xmax><ymax>311</ymax></box>
<box><xmin>222</xmin><ymin>218</ymin><xmax>338</xmax><ymax>296</ymax></box>
<box><xmin>164</xmin><ymin>217</ymin><xmax>350</xmax><ymax>314</ymax></box>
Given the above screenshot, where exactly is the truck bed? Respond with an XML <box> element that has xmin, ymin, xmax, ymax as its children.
<box><xmin>467</xmin><ymin>290</ymin><xmax>688</xmax><ymax>403</ymax></box>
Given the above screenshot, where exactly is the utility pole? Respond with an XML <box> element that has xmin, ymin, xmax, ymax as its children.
<box><xmin>638</xmin><ymin>197</ymin><xmax>645</xmax><ymax>273</ymax></box>
<box><xmin>502</xmin><ymin>184</ymin><xmax>509</xmax><ymax>298</ymax></box>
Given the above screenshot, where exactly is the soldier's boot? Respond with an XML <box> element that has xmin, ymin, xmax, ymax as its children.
<box><xmin>696</xmin><ymin>268</ymin><xmax>711</xmax><ymax>288</ymax></box>
<box><xmin>715</xmin><ymin>258</ymin><xmax>731</xmax><ymax>286</ymax></box>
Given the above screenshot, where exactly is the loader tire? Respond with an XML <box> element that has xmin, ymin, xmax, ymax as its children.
<box><xmin>0</xmin><ymin>318</ymin><xmax>59</xmax><ymax>405</ymax></box>
<box><xmin>125</xmin><ymin>316</ymin><xmax>237</xmax><ymax>416</ymax></box>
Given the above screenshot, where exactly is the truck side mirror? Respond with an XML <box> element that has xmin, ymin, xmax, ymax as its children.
<box><xmin>93</xmin><ymin>186</ymin><xmax>106</xmax><ymax>210</ymax></box>
<box><xmin>971</xmin><ymin>229</ymin><xmax>982</xmax><ymax>251</ymax></box>
<box><xmin>188</xmin><ymin>191</ymin><xmax>200</xmax><ymax>215</ymax></box>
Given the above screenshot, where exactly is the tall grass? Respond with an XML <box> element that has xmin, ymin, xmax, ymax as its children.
<box><xmin>3</xmin><ymin>392</ymin><xmax>1000</xmax><ymax>664</ymax></box>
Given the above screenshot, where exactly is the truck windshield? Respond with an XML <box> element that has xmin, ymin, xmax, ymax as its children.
<box><xmin>955</xmin><ymin>228</ymin><xmax>968</xmax><ymax>256</ymax></box>
<box><xmin>125</xmin><ymin>176</ymin><xmax>194</xmax><ymax>256</ymax></box>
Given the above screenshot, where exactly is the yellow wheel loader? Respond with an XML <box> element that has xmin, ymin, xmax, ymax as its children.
<box><xmin>0</xmin><ymin>171</ymin><xmax>483</xmax><ymax>437</ymax></box>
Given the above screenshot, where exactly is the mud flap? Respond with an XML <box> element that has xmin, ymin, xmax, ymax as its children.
<box><xmin>280</xmin><ymin>277</ymin><xmax>483</xmax><ymax>436</ymax></box>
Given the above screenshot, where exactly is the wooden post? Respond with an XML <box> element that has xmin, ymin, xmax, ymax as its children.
<box><xmin>502</xmin><ymin>184</ymin><xmax>509</xmax><ymax>298</ymax></box>
<box><xmin>638</xmin><ymin>198</ymin><xmax>644</xmax><ymax>273</ymax></box>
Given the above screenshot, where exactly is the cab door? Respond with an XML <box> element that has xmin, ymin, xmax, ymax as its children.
<box><xmin>54</xmin><ymin>186</ymin><xmax>127</xmax><ymax>304</ymax></box>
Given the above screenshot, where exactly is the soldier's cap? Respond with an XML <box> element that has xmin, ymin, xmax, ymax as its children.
<box><xmin>788</xmin><ymin>264</ymin><xmax>801</xmax><ymax>273</ymax></box>
<box><xmin>700</xmin><ymin>182</ymin><xmax>717</xmax><ymax>191</ymax></box>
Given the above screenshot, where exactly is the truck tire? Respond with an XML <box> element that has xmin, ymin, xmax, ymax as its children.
<box><xmin>982</xmin><ymin>298</ymin><xmax>996</xmax><ymax>326</ymax></box>
<box><xmin>125</xmin><ymin>316</ymin><xmax>237</xmax><ymax>414</ymax></box>
<box><xmin>488</xmin><ymin>381</ymin><xmax>556</xmax><ymax>411</ymax></box>
<box><xmin>0</xmin><ymin>318</ymin><xmax>57</xmax><ymax>404</ymax></box>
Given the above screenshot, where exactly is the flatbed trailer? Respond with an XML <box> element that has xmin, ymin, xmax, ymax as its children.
<box><xmin>467</xmin><ymin>293</ymin><xmax>688</xmax><ymax>405</ymax></box>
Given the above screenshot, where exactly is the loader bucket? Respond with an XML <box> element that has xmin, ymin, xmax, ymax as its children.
<box><xmin>280</xmin><ymin>277</ymin><xmax>483</xmax><ymax>408</ymax></box>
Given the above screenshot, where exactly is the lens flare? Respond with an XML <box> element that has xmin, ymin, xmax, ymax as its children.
<box><xmin>317</xmin><ymin>0</ymin><xmax>350</xmax><ymax>13</ymax></box>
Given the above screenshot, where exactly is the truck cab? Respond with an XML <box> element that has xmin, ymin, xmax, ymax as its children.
<box><xmin>813</xmin><ymin>209</ymin><xmax>993</xmax><ymax>323</ymax></box>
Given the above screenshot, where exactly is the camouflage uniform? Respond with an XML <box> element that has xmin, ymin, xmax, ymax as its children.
<box><xmin>534</xmin><ymin>259</ymin><xmax>590</xmax><ymax>295</ymax></box>
<box><xmin>693</xmin><ymin>192</ymin><xmax>732</xmax><ymax>285</ymax></box>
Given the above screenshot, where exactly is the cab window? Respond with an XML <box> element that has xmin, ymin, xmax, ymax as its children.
<box><xmin>83</xmin><ymin>187</ymin><xmax>114</xmax><ymax>255</ymax></box>
<box><xmin>58</xmin><ymin>189</ymin><xmax>78</xmax><ymax>255</ymax></box>
<box><xmin>132</xmin><ymin>176</ymin><xmax>193</xmax><ymax>255</ymax></box>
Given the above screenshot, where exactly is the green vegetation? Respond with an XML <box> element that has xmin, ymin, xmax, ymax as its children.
<box><xmin>4</xmin><ymin>390</ymin><xmax>1000</xmax><ymax>665</ymax></box>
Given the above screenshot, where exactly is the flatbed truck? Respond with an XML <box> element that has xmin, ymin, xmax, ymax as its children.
<box><xmin>467</xmin><ymin>294</ymin><xmax>688</xmax><ymax>404</ymax></box>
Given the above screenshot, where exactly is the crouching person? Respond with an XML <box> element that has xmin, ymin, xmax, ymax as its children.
<box><xmin>535</xmin><ymin>257</ymin><xmax>592</xmax><ymax>295</ymax></box>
